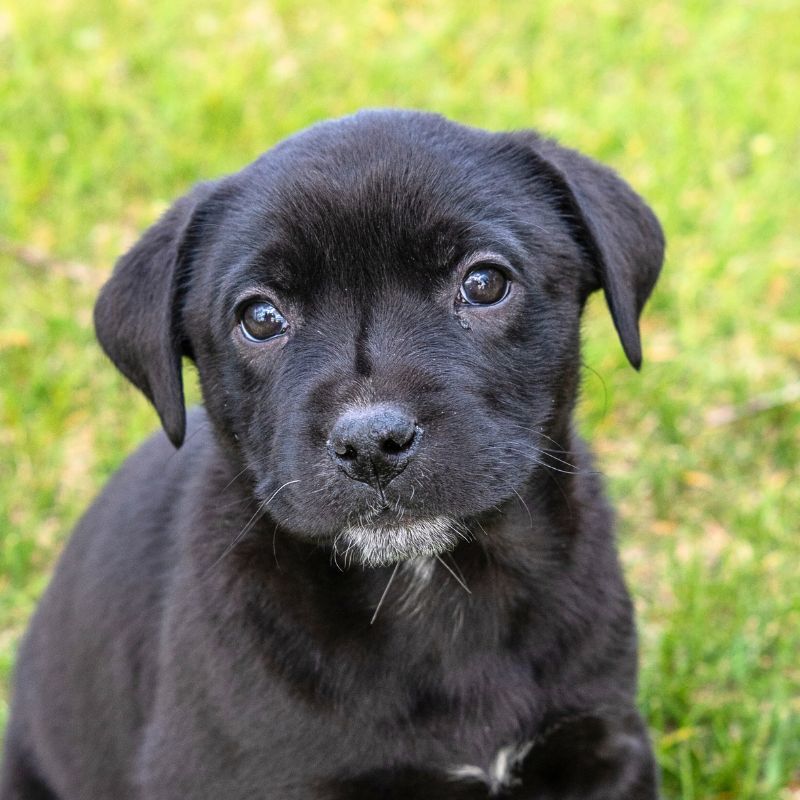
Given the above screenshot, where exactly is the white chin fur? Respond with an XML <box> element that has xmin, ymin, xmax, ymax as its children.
<box><xmin>337</xmin><ymin>516</ymin><xmax>460</xmax><ymax>567</ymax></box>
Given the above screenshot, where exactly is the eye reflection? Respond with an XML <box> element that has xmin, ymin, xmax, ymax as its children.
<box><xmin>459</xmin><ymin>265</ymin><xmax>509</xmax><ymax>305</ymax></box>
<box><xmin>240</xmin><ymin>301</ymin><xmax>288</xmax><ymax>342</ymax></box>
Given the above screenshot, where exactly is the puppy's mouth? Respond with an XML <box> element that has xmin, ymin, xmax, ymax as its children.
<box><xmin>333</xmin><ymin>512</ymin><xmax>465</xmax><ymax>568</ymax></box>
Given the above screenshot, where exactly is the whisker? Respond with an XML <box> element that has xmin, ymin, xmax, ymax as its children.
<box><xmin>535</xmin><ymin>450</ymin><xmax>581</xmax><ymax>471</ymax></box>
<box><xmin>435</xmin><ymin>554</ymin><xmax>471</xmax><ymax>595</ymax></box>
<box><xmin>207</xmin><ymin>479</ymin><xmax>300</xmax><ymax>572</ymax></box>
<box><xmin>529</xmin><ymin>428</ymin><xmax>569</xmax><ymax>451</ymax></box>
<box><xmin>537</xmin><ymin>450</ymin><xmax>582</xmax><ymax>470</ymax></box>
<box><xmin>444</xmin><ymin>551</ymin><xmax>469</xmax><ymax>589</ymax></box>
<box><xmin>537</xmin><ymin>466</ymin><xmax>574</xmax><ymax>517</ymax></box>
<box><xmin>220</xmin><ymin>463</ymin><xmax>256</xmax><ymax>494</ymax></box>
<box><xmin>370</xmin><ymin>563</ymin><xmax>400</xmax><ymax>625</ymax></box>
<box><xmin>530</xmin><ymin>458</ymin><xmax>583</xmax><ymax>476</ymax></box>
<box><xmin>331</xmin><ymin>528</ymin><xmax>348</xmax><ymax>571</ymax></box>
<box><xmin>271</xmin><ymin>524</ymin><xmax>282</xmax><ymax>571</ymax></box>
<box><xmin>581</xmin><ymin>360</ymin><xmax>609</xmax><ymax>417</ymax></box>
<box><xmin>497</xmin><ymin>450</ymin><xmax>583</xmax><ymax>476</ymax></box>
<box><xmin>442</xmin><ymin>518</ymin><xmax>471</xmax><ymax>544</ymax></box>
<box><xmin>511</xmin><ymin>487</ymin><xmax>533</xmax><ymax>529</ymax></box>
<box><xmin>206</xmin><ymin>495</ymin><xmax>259</xmax><ymax>514</ymax></box>
<box><xmin>219</xmin><ymin>450</ymin><xmax>293</xmax><ymax>494</ymax></box>
<box><xmin>504</xmin><ymin>425</ymin><xmax>582</xmax><ymax>462</ymax></box>
<box><xmin>498</xmin><ymin>445</ymin><xmax>584</xmax><ymax>475</ymax></box>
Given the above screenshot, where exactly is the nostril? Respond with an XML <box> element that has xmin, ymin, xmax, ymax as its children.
<box><xmin>380</xmin><ymin>427</ymin><xmax>416</xmax><ymax>455</ymax></box>
<box><xmin>334</xmin><ymin>443</ymin><xmax>358</xmax><ymax>460</ymax></box>
<box><xmin>327</xmin><ymin>404</ymin><xmax>421</xmax><ymax>487</ymax></box>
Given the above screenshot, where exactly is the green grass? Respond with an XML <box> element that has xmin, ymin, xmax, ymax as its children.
<box><xmin>1</xmin><ymin>1</ymin><xmax>798</xmax><ymax>797</ymax></box>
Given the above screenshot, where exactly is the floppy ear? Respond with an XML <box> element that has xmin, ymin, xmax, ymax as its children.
<box><xmin>94</xmin><ymin>182</ymin><xmax>216</xmax><ymax>447</ymax></box>
<box><xmin>515</xmin><ymin>134</ymin><xmax>665</xmax><ymax>369</ymax></box>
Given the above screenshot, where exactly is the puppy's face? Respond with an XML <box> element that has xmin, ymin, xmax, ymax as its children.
<box><xmin>95</xmin><ymin>112</ymin><xmax>663</xmax><ymax>567</ymax></box>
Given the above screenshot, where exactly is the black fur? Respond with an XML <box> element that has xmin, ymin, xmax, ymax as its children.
<box><xmin>1</xmin><ymin>110</ymin><xmax>664</xmax><ymax>799</ymax></box>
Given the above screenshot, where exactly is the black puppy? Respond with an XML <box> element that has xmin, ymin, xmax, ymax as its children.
<box><xmin>1</xmin><ymin>110</ymin><xmax>664</xmax><ymax>799</ymax></box>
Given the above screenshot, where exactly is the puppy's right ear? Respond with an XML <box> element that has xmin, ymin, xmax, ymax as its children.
<box><xmin>94</xmin><ymin>182</ymin><xmax>216</xmax><ymax>448</ymax></box>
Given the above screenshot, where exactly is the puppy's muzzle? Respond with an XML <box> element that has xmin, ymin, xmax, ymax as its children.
<box><xmin>327</xmin><ymin>404</ymin><xmax>422</xmax><ymax>489</ymax></box>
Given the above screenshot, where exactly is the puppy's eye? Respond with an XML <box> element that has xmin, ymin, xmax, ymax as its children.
<box><xmin>459</xmin><ymin>265</ymin><xmax>509</xmax><ymax>305</ymax></box>
<box><xmin>239</xmin><ymin>301</ymin><xmax>288</xmax><ymax>342</ymax></box>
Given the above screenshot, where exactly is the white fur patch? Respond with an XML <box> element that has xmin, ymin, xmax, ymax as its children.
<box><xmin>450</xmin><ymin>741</ymin><xmax>533</xmax><ymax>795</ymax></box>
<box><xmin>337</xmin><ymin>516</ymin><xmax>459</xmax><ymax>567</ymax></box>
<box><xmin>396</xmin><ymin>555</ymin><xmax>436</xmax><ymax>615</ymax></box>
<box><xmin>400</xmin><ymin>554</ymin><xmax>436</xmax><ymax>584</ymax></box>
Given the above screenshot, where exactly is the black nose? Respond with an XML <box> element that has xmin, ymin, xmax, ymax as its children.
<box><xmin>327</xmin><ymin>404</ymin><xmax>421</xmax><ymax>488</ymax></box>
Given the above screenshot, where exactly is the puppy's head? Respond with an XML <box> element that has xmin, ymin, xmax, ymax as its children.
<box><xmin>95</xmin><ymin>111</ymin><xmax>663</xmax><ymax>567</ymax></box>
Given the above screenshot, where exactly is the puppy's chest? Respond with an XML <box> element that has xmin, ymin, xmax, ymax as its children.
<box><xmin>335</xmin><ymin>648</ymin><xmax>543</xmax><ymax>778</ymax></box>
<box><xmin>233</xmin><ymin>555</ymin><xmax>550</xmax><ymax>783</ymax></box>
<box><xmin>324</xmin><ymin>743</ymin><xmax>536</xmax><ymax>799</ymax></box>
<box><xmin>323</xmin><ymin>698</ymin><xmax>540</xmax><ymax>800</ymax></box>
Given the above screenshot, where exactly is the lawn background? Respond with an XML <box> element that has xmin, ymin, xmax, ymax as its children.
<box><xmin>0</xmin><ymin>1</ymin><xmax>798</xmax><ymax>797</ymax></box>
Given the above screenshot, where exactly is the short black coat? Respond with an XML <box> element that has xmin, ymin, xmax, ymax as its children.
<box><xmin>1</xmin><ymin>110</ymin><xmax>664</xmax><ymax>799</ymax></box>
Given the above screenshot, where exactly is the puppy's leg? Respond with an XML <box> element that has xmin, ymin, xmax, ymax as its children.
<box><xmin>515</xmin><ymin>708</ymin><xmax>659</xmax><ymax>800</ymax></box>
<box><xmin>0</xmin><ymin>732</ymin><xmax>59</xmax><ymax>800</ymax></box>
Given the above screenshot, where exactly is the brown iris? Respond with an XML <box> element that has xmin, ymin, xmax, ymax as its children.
<box><xmin>459</xmin><ymin>265</ymin><xmax>509</xmax><ymax>305</ymax></box>
<box><xmin>240</xmin><ymin>301</ymin><xmax>288</xmax><ymax>342</ymax></box>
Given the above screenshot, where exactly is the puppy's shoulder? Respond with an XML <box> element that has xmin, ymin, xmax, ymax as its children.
<box><xmin>101</xmin><ymin>405</ymin><xmax>213</xmax><ymax>499</ymax></box>
<box><xmin>51</xmin><ymin>406</ymin><xmax>213</xmax><ymax>570</ymax></box>
<box><xmin>6</xmin><ymin>411</ymin><xmax>218</xmax><ymax>784</ymax></box>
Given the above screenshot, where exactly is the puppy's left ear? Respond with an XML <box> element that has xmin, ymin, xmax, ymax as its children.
<box><xmin>514</xmin><ymin>134</ymin><xmax>665</xmax><ymax>369</ymax></box>
<box><xmin>94</xmin><ymin>181</ymin><xmax>217</xmax><ymax>447</ymax></box>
